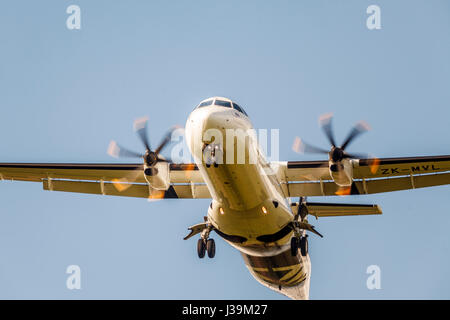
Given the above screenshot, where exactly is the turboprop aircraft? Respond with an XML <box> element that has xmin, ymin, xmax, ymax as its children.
<box><xmin>2</xmin><ymin>96</ymin><xmax>450</xmax><ymax>299</ymax></box>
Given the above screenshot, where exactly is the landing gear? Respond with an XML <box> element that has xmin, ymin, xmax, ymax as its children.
<box><xmin>300</xmin><ymin>235</ymin><xmax>308</xmax><ymax>256</ymax></box>
<box><xmin>197</xmin><ymin>238</ymin><xmax>216</xmax><ymax>259</ymax></box>
<box><xmin>290</xmin><ymin>237</ymin><xmax>298</xmax><ymax>256</ymax></box>
<box><xmin>206</xmin><ymin>239</ymin><xmax>216</xmax><ymax>258</ymax></box>
<box><xmin>203</xmin><ymin>143</ymin><xmax>222</xmax><ymax>169</ymax></box>
<box><xmin>289</xmin><ymin>197</ymin><xmax>321</xmax><ymax>256</ymax></box>
<box><xmin>290</xmin><ymin>235</ymin><xmax>308</xmax><ymax>256</ymax></box>
<box><xmin>197</xmin><ymin>238</ymin><xmax>206</xmax><ymax>258</ymax></box>
<box><xmin>205</xmin><ymin>162</ymin><xmax>219</xmax><ymax>168</ymax></box>
<box><xmin>187</xmin><ymin>220</ymin><xmax>216</xmax><ymax>259</ymax></box>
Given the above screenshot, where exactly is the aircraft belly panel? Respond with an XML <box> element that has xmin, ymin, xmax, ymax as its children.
<box><xmin>242</xmin><ymin>249</ymin><xmax>311</xmax><ymax>300</ymax></box>
<box><xmin>204</xmin><ymin>163</ymin><xmax>268</xmax><ymax>210</ymax></box>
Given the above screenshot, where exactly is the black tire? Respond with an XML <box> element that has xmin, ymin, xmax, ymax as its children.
<box><xmin>300</xmin><ymin>236</ymin><xmax>308</xmax><ymax>256</ymax></box>
<box><xmin>290</xmin><ymin>237</ymin><xmax>298</xmax><ymax>256</ymax></box>
<box><xmin>206</xmin><ymin>238</ymin><xmax>216</xmax><ymax>258</ymax></box>
<box><xmin>197</xmin><ymin>239</ymin><xmax>206</xmax><ymax>258</ymax></box>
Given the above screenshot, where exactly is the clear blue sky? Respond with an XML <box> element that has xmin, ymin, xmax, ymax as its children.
<box><xmin>0</xmin><ymin>0</ymin><xmax>450</xmax><ymax>299</ymax></box>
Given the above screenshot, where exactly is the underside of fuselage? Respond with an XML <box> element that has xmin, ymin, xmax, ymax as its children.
<box><xmin>242</xmin><ymin>248</ymin><xmax>311</xmax><ymax>300</ymax></box>
<box><xmin>185</xmin><ymin>97</ymin><xmax>311</xmax><ymax>300</ymax></box>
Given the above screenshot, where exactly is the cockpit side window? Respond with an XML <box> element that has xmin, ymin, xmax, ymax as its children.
<box><xmin>215</xmin><ymin>100</ymin><xmax>232</xmax><ymax>108</ymax></box>
<box><xmin>232</xmin><ymin>103</ymin><xmax>248</xmax><ymax>116</ymax></box>
<box><xmin>197</xmin><ymin>100</ymin><xmax>213</xmax><ymax>108</ymax></box>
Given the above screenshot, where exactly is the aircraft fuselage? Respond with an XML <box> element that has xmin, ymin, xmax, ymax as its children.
<box><xmin>185</xmin><ymin>97</ymin><xmax>310</xmax><ymax>299</ymax></box>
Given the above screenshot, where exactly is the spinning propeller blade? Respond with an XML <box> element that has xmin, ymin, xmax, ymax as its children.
<box><xmin>108</xmin><ymin>117</ymin><xmax>180</xmax><ymax>191</ymax></box>
<box><xmin>294</xmin><ymin>114</ymin><xmax>374</xmax><ymax>162</ymax></box>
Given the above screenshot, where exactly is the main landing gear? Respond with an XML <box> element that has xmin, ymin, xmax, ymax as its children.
<box><xmin>289</xmin><ymin>197</ymin><xmax>322</xmax><ymax>257</ymax></box>
<box><xmin>290</xmin><ymin>235</ymin><xmax>308</xmax><ymax>257</ymax></box>
<box><xmin>197</xmin><ymin>238</ymin><xmax>216</xmax><ymax>259</ymax></box>
<box><xmin>184</xmin><ymin>219</ymin><xmax>216</xmax><ymax>259</ymax></box>
<box><xmin>197</xmin><ymin>225</ymin><xmax>216</xmax><ymax>258</ymax></box>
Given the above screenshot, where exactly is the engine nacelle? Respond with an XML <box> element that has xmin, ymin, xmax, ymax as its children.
<box><xmin>143</xmin><ymin>161</ymin><xmax>170</xmax><ymax>190</ymax></box>
<box><xmin>329</xmin><ymin>158</ymin><xmax>353</xmax><ymax>187</ymax></box>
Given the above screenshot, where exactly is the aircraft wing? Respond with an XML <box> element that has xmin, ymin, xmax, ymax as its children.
<box><xmin>3</xmin><ymin>155</ymin><xmax>450</xmax><ymax>199</ymax></box>
<box><xmin>0</xmin><ymin>163</ymin><xmax>211</xmax><ymax>199</ymax></box>
<box><xmin>284</xmin><ymin>155</ymin><xmax>450</xmax><ymax>196</ymax></box>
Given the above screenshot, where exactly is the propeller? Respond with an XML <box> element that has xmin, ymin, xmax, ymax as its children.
<box><xmin>292</xmin><ymin>113</ymin><xmax>371</xmax><ymax>162</ymax></box>
<box><xmin>108</xmin><ymin>117</ymin><xmax>178</xmax><ymax>178</ymax></box>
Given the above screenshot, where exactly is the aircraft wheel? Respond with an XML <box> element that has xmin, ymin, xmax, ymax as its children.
<box><xmin>207</xmin><ymin>238</ymin><xmax>216</xmax><ymax>258</ymax></box>
<box><xmin>197</xmin><ymin>239</ymin><xmax>206</xmax><ymax>258</ymax></box>
<box><xmin>300</xmin><ymin>236</ymin><xmax>308</xmax><ymax>256</ymax></box>
<box><xmin>290</xmin><ymin>237</ymin><xmax>298</xmax><ymax>256</ymax></box>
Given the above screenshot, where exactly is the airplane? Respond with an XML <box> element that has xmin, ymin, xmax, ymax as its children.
<box><xmin>1</xmin><ymin>96</ymin><xmax>450</xmax><ymax>299</ymax></box>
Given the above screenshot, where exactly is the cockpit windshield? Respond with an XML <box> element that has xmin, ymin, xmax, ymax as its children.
<box><xmin>232</xmin><ymin>103</ymin><xmax>248</xmax><ymax>117</ymax></box>
<box><xmin>214</xmin><ymin>99</ymin><xmax>232</xmax><ymax>108</ymax></box>
<box><xmin>196</xmin><ymin>98</ymin><xmax>248</xmax><ymax>117</ymax></box>
<box><xmin>197</xmin><ymin>99</ymin><xmax>213</xmax><ymax>108</ymax></box>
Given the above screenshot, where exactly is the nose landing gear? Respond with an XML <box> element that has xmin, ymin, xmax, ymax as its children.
<box><xmin>203</xmin><ymin>143</ymin><xmax>222</xmax><ymax>168</ymax></box>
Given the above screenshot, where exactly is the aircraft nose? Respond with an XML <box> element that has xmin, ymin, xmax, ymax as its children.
<box><xmin>186</xmin><ymin>109</ymin><xmax>228</xmax><ymax>157</ymax></box>
<box><xmin>189</xmin><ymin>108</ymin><xmax>232</xmax><ymax>133</ymax></box>
<box><xmin>202</xmin><ymin>111</ymin><xmax>228</xmax><ymax>132</ymax></box>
